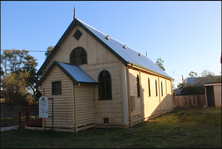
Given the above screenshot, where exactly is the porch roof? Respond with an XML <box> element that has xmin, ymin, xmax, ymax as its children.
<box><xmin>35</xmin><ymin>61</ymin><xmax>97</xmax><ymax>87</ymax></box>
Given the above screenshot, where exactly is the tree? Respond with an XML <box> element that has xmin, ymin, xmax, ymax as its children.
<box><xmin>200</xmin><ymin>70</ymin><xmax>215</xmax><ymax>77</ymax></box>
<box><xmin>181</xmin><ymin>70</ymin><xmax>220</xmax><ymax>95</ymax></box>
<box><xmin>1</xmin><ymin>49</ymin><xmax>29</xmax><ymax>76</ymax></box>
<box><xmin>188</xmin><ymin>71</ymin><xmax>197</xmax><ymax>78</ymax></box>
<box><xmin>1</xmin><ymin>49</ymin><xmax>41</xmax><ymax>105</ymax></box>
<box><xmin>45</xmin><ymin>46</ymin><xmax>54</xmax><ymax>57</ymax></box>
<box><xmin>196</xmin><ymin>70</ymin><xmax>216</xmax><ymax>85</ymax></box>
<box><xmin>156</xmin><ymin>58</ymin><xmax>165</xmax><ymax>71</ymax></box>
<box><xmin>2</xmin><ymin>71</ymin><xmax>34</xmax><ymax>105</ymax></box>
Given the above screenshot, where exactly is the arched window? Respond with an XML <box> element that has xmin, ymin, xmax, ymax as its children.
<box><xmin>155</xmin><ymin>80</ymin><xmax>158</xmax><ymax>97</ymax></box>
<box><xmin>148</xmin><ymin>78</ymin><xmax>151</xmax><ymax>97</ymax></box>
<box><xmin>70</xmin><ymin>47</ymin><xmax>87</xmax><ymax>65</ymax></box>
<box><xmin>98</xmin><ymin>70</ymin><xmax>112</xmax><ymax>100</ymax></box>
<box><xmin>161</xmin><ymin>81</ymin><xmax>163</xmax><ymax>96</ymax></box>
<box><xmin>137</xmin><ymin>75</ymin><xmax>140</xmax><ymax>97</ymax></box>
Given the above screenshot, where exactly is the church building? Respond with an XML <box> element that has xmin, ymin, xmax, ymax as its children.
<box><xmin>34</xmin><ymin>10</ymin><xmax>174</xmax><ymax>133</ymax></box>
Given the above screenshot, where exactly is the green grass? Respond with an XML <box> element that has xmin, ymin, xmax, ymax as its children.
<box><xmin>1</xmin><ymin>116</ymin><xmax>37</xmax><ymax>121</ymax></box>
<box><xmin>1</xmin><ymin>107</ymin><xmax>221</xmax><ymax>148</ymax></box>
<box><xmin>1</xmin><ymin>116</ymin><xmax>41</xmax><ymax>127</ymax></box>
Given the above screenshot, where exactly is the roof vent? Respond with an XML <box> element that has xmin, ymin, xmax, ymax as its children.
<box><xmin>123</xmin><ymin>45</ymin><xmax>127</xmax><ymax>49</ymax></box>
<box><xmin>105</xmin><ymin>35</ymin><xmax>110</xmax><ymax>40</ymax></box>
<box><xmin>138</xmin><ymin>53</ymin><xmax>142</xmax><ymax>57</ymax></box>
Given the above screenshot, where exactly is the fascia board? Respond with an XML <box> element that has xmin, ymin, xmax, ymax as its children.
<box><xmin>37</xmin><ymin>20</ymin><xmax>76</xmax><ymax>76</ymax></box>
<box><xmin>75</xmin><ymin>19</ymin><xmax>129</xmax><ymax>67</ymax></box>
<box><xmin>129</xmin><ymin>62</ymin><xmax>174</xmax><ymax>81</ymax></box>
<box><xmin>35</xmin><ymin>60</ymin><xmax>78</xmax><ymax>88</ymax></box>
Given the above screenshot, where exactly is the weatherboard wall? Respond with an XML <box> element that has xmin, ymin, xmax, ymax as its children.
<box><xmin>128</xmin><ymin>68</ymin><xmax>142</xmax><ymax>122</ymax></box>
<box><xmin>84</xmin><ymin>62</ymin><xmax>123</xmax><ymax>126</ymax></box>
<box><xmin>214</xmin><ymin>84</ymin><xmax>221</xmax><ymax>108</ymax></box>
<box><xmin>75</xmin><ymin>84</ymin><xmax>95</xmax><ymax>127</ymax></box>
<box><xmin>41</xmin><ymin>23</ymin><xmax>123</xmax><ymax>126</ymax></box>
<box><xmin>41</xmin><ymin>65</ymin><xmax>96</xmax><ymax>130</ymax></box>
<box><xmin>38</xmin><ymin>18</ymin><xmax>174</xmax><ymax>128</ymax></box>
<box><xmin>126</xmin><ymin>67</ymin><xmax>174</xmax><ymax>125</ymax></box>
<box><xmin>42</xmin><ymin>65</ymin><xmax>74</xmax><ymax>128</ymax></box>
<box><xmin>41</xmin><ymin>24</ymin><xmax>120</xmax><ymax>75</ymax></box>
<box><xmin>205</xmin><ymin>83</ymin><xmax>221</xmax><ymax>108</ymax></box>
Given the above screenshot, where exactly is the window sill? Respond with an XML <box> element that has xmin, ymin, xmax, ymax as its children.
<box><xmin>98</xmin><ymin>98</ymin><xmax>112</xmax><ymax>100</ymax></box>
<box><xmin>52</xmin><ymin>93</ymin><xmax>62</xmax><ymax>95</ymax></box>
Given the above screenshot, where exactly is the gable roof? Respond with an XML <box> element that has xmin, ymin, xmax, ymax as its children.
<box><xmin>37</xmin><ymin>17</ymin><xmax>173</xmax><ymax>80</ymax></box>
<box><xmin>35</xmin><ymin>60</ymin><xmax>97</xmax><ymax>87</ymax></box>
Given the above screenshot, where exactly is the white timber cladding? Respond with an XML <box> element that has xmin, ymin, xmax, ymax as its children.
<box><xmin>213</xmin><ymin>85</ymin><xmax>221</xmax><ymax>108</ymax></box>
<box><xmin>42</xmin><ymin>24</ymin><xmax>122</xmax><ymax>125</ymax></box>
<box><xmin>39</xmin><ymin>21</ymin><xmax>174</xmax><ymax>128</ymax></box>
<box><xmin>42</xmin><ymin>65</ymin><xmax>74</xmax><ymax>128</ymax></box>
<box><xmin>141</xmin><ymin>71</ymin><xmax>160</xmax><ymax>118</ymax></box>
<box><xmin>159</xmin><ymin>77</ymin><xmax>167</xmax><ymax>113</ymax></box>
<box><xmin>42</xmin><ymin>24</ymin><xmax>119</xmax><ymax>73</ymax></box>
<box><xmin>40</xmin><ymin>24</ymin><xmax>123</xmax><ymax>125</ymax></box>
<box><xmin>75</xmin><ymin>84</ymin><xmax>95</xmax><ymax>125</ymax></box>
<box><xmin>166</xmin><ymin>79</ymin><xmax>173</xmax><ymax>111</ymax></box>
<box><xmin>128</xmin><ymin>68</ymin><xmax>174</xmax><ymax>122</ymax></box>
<box><xmin>121</xmin><ymin>63</ymin><xmax>128</xmax><ymax>125</ymax></box>
<box><xmin>128</xmin><ymin>68</ymin><xmax>141</xmax><ymax>120</ymax></box>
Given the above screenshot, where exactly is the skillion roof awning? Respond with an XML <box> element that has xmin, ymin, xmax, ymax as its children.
<box><xmin>35</xmin><ymin>60</ymin><xmax>97</xmax><ymax>87</ymax></box>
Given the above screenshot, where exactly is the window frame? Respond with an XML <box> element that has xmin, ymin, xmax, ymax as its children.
<box><xmin>137</xmin><ymin>75</ymin><xmax>140</xmax><ymax>97</ymax></box>
<box><xmin>52</xmin><ymin>81</ymin><xmax>62</xmax><ymax>95</ymax></box>
<box><xmin>161</xmin><ymin>81</ymin><xmax>163</xmax><ymax>96</ymax></box>
<box><xmin>148</xmin><ymin>78</ymin><xmax>151</xmax><ymax>97</ymax></box>
<box><xmin>98</xmin><ymin>70</ymin><xmax>112</xmax><ymax>100</ymax></box>
<box><xmin>70</xmin><ymin>47</ymin><xmax>87</xmax><ymax>65</ymax></box>
<box><xmin>155</xmin><ymin>80</ymin><xmax>158</xmax><ymax>97</ymax></box>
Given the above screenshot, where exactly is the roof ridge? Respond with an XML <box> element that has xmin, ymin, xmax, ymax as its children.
<box><xmin>76</xmin><ymin>18</ymin><xmax>107</xmax><ymax>36</ymax></box>
<box><xmin>77</xmin><ymin>18</ymin><xmax>143</xmax><ymax>55</ymax></box>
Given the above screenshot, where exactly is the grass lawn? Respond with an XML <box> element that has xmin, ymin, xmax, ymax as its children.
<box><xmin>1</xmin><ymin>107</ymin><xmax>221</xmax><ymax>148</ymax></box>
<box><xmin>1</xmin><ymin>116</ymin><xmax>36</xmax><ymax>127</ymax></box>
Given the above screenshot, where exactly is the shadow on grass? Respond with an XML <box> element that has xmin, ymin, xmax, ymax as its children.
<box><xmin>1</xmin><ymin>107</ymin><xmax>221</xmax><ymax>148</ymax></box>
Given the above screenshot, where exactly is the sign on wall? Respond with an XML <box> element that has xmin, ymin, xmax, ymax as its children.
<box><xmin>39</xmin><ymin>96</ymin><xmax>48</xmax><ymax>118</ymax></box>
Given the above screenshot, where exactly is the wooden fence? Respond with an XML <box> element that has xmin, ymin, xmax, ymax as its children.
<box><xmin>173</xmin><ymin>95</ymin><xmax>206</xmax><ymax>108</ymax></box>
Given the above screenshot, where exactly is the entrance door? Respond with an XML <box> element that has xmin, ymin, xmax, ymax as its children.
<box><xmin>206</xmin><ymin>86</ymin><xmax>215</xmax><ymax>107</ymax></box>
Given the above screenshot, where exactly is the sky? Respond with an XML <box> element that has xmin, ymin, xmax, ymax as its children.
<box><xmin>1</xmin><ymin>1</ymin><xmax>221</xmax><ymax>88</ymax></box>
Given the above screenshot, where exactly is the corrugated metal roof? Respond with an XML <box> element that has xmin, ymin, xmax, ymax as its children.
<box><xmin>35</xmin><ymin>61</ymin><xmax>97</xmax><ymax>87</ymax></box>
<box><xmin>58</xmin><ymin>62</ymin><xmax>97</xmax><ymax>83</ymax></box>
<box><xmin>77</xmin><ymin>18</ymin><xmax>172</xmax><ymax>79</ymax></box>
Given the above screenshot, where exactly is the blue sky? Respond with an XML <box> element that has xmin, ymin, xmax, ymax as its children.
<box><xmin>1</xmin><ymin>1</ymin><xmax>221</xmax><ymax>88</ymax></box>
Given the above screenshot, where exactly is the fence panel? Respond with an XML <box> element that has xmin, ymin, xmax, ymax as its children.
<box><xmin>173</xmin><ymin>95</ymin><xmax>206</xmax><ymax>107</ymax></box>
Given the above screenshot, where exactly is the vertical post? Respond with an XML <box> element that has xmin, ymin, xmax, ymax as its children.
<box><xmin>36</xmin><ymin>98</ymin><xmax>37</xmax><ymax>131</ymax></box>
<box><xmin>127</xmin><ymin>68</ymin><xmax>132</xmax><ymax>127</ymax></box>
<box><xmin>165</xmin><ymin>79</ymin><xmax>168</xmax><ymax>112</ymax></box>
<box><xmin>42</xmin><ymin>89</ymin><xmax>45</xmax><ymax>130</ymax></box>
<box><xmin>72</xmin><ymin>83</ymin><xmax>75</xmax><ymax>133</ymax></box>
<box><xmin>120</xmin><ymin>61</ymin><xmax>124</xmax><ymax>126</ymax></box>
<box><xmin>43</xmin><ymin>118</ymin><xmax>45</xmax><ymax>130</ymax></box>
<box><xmin>139</xmin><ymin>70</ymin><xmax>143</xmax><ymax>121</ymax></box>
<box><xmin>170</xmin><ymin>81</ymin><xmax>174</xmax><ymax>110</ymax></box>
<box><xmin>204</xmin><ymin>86</ymin><xmax>208</xmax><ymax>107</ymax></box>
<box><xmin>74</xmin><ymin>85</ymin><xmax>77</xmax><ymax>133</ymax></box>
<box><xmin>26</xmin><ymin>107</ymin><xmax>29</xmax><ymax>124</ymax></box>
<box><xmin>158</xmin><ymin>77</ymin><xmax>161</xmax><ymax>114</ymax></box>
<box><xmin>52</xmin><ymin>97</ymin><xmax>54</xmax><ymax>134</ymax></box>
<box><xmin>121</xmin><ymin>63</ymin><xmax>128</xmax><ymax>128</ymax></box>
